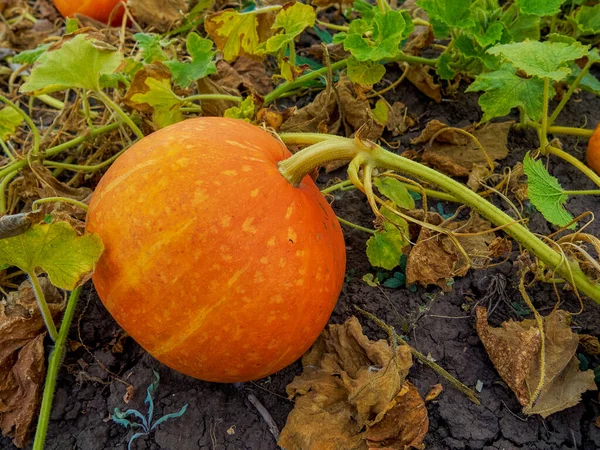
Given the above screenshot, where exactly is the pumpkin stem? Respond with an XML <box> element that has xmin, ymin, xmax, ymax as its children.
<box><xmin>277</xmin><ymin>137</ymin><xmax>361</xmax><ymax>186</ymax></box>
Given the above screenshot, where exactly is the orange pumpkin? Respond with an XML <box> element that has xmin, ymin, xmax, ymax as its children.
<box><xmin>587</xmin><ymin>124</ymin><xmax>600</xmax><ymax>174</ymax></box>
<box><xmin>86</xmin><ymin>118</ymin><xmax>346</xmax><ymax>382</ymax></box>
<box><xmin>53</xmin><ymin>0</ymin><xmax>126</xmax><ymax>25</ymax></box>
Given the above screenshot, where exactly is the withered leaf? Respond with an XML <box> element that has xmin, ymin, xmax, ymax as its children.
<box><xmin>420</xmin><ymin>122</ymin><xmax>513</xmax><ymax>176</ymax></box>
<box><xmin>406</xmin><ymin>65</ymin><xmax>441</xmax><ymax>102</ymax></box>
<box><xmin>128</xmin><ymin>0</ymin><xmax>187</xmax><ymax>32</ymax></box>
<box><xmin>280</xmin><ymin>76</ymin><xmax>383</xmax><ymax>140</ymax></box>
<box><xmin>424</xmin><ymin>384</ymin><xmax>443</xmax><ymax>402</ymax></box>
<box><xmin>406</xmin><ymin>213</ymin><xmax>495</xmax><ymax>289</ymax></box>
<box><xmin>579</xmin><ymin>334</ymin><xmax>600</xmax><ymax>355</ymax></box>
<box><xmin>467</xmin><ymin>163</ymin><xmax>491</xmax><ymax>192</ymax></box>
<box><xmin>364</xmin><ymin>382</ymin><xmax>428</xmax><ymax>450</ymax></box>
<box><xmin>410</xmin><ymin>120</ymin><xmax>468</xmax><ymax>146</ymax></box>
<box><xmin>214</xmin><ymin>57</ymin><xmax>272</xmax><ymax>96</ymax></box>
<box><xmin>0</xmin><ymin>278</ymin><xmax>63</xmax><ymax>448</ymax></box>
<box><xmin>279</xmin><ymin>317</ymin><xmax>427</xmax><ymax>450</ymax></box>
<box><xmin>475</xmin><ymin>307</ymin><xmax>597</xmax><ymax>418</ymax></box>
<box><xmin>196</xmin><ymin>76</ymin><xmax>241</xmax><ymax>117</ymax></box>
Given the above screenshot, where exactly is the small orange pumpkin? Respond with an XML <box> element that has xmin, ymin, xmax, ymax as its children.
<box><xmin>587</xmin><ymin>123</ymin><xmax>600</xmax><ymax>174</ymax></box>
<box><xmin>86</xmin><ymin>118</ymin><xmax>346</xmax><ymax>382</ymax></box>
<box><xmin>53</xmin><ymin>0</ymin><xmax>126</xmax><ymax>25</ymax></box>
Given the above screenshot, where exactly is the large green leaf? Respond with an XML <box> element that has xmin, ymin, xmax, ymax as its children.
<box><xmin>466</xmin><ymin>66</ymin><xmax>549</xmax><ymax>121</ymax></box>
<box><xmin>346</xmin><ymin>57</ymin><xmax>386</xmax><ymax>85</ymax></box>
<box><xmin>515</xmin><ymin>0</ymin><xmax>566</xmax><ymax>17</ymax></box>
<box><xmin>487</xmin><ymin>40</ymin><xmax>589</xmax><ymax>81</ymax></box>
<box><xmin>366</xmin><ymin>207</ymin><xmax>409</xmax><ymax>270</ymax></box>
<box><xmin>575</xmin><ymin>4</ymin><xmax>600</xmax><ymax>36</ymax></box>
<box><xmin>0</xmin><ymin>222</ymin><xmax>103</xmax><ymax>290</ymax></box>
<box><xmin>20</xmin><ymin>34</ymin><xmax>122</xmax><ymax>95</ymax></box>
<box><xmin>417</xmin><ymin>0</ymin><xmax>475</xmax><ymax>29</ymax></box>
<box><xmin>523</xmin><ymin>154</ymin><xmax>574</xmax><ymax>228</ymax></box>
<box><xmin>263</xmin><ymin>2</ymin><xmax>315</xmax><ymax>53</ymax></box>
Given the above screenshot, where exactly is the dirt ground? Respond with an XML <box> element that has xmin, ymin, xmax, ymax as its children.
<box><xmin>3</xmin><ymin>68</ymin><xmax>600</xmax><ymax>450</ymax></box>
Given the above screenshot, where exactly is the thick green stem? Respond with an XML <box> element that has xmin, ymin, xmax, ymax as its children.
<box><xmin>549</xmin><ymin>58</ymin><xmax>594</xmax><ymax>126</ymax></box>
<box><xmin>278</xmin><ymin>133</ymin><xmax>600</xmax><ymax>303</ymax></box>
<box><xmin>547</xmin><ymin>145</ymin><xmax>600</xmax><ymax>188</ymax></box>
<box><xmin>95</xmin><ymin>90</ymin><xmax>144</xmax><ymax>139</ymax></box>
<box><xmin>33</xmin><ymin>287</ymin><xmax>82</xmax><ymax>450</ymax></box>
<box><xmin>524</xmin><ymin>120</ymin><xmax>594</xmax><ymax>138</ymax></box>
<box><xmin>0</xmin><ymin>94</ymin><xmax>40</xmax><ymax>156</ymax></box>
<box><xmin>264</xmin><ymin>52</ymin><xmax>438</xmax><ymax>104</ymax></box>
<box><xmin>0</xmin><ymin>122</ymin><xmax>121</xmax><ymax>180</ymax></box>
<box><xmin>316</xmin><ymin>20</ymin><xmax>348</xmax><ymax>32</ymax></box>
<box><xmin>29</xmin><ymin>273</ymin><xmax>58</xmax><ymax>342</ymax></box>
<box><xmin>182</xmin><ymin>94</ymin><xmax>243</xmax><ymax>104</ymax></box>
<box><xmin>32</xmin><ymin>197</ymin><xmax>89</xmax><ymax>212</ymax></box>
<box><xmin>539</xmin><ymin>78</ymin><xmax>550</xmax><ymax>154</ymax></box>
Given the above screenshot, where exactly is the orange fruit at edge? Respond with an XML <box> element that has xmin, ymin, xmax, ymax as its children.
<box><xmin>86</xmin><ymin>117</ymin><xmax>347</xmax><ymax>383</ymax></box>
<box><xmin>586</xmin><ymin>123</ymin><xmax>600</xmax><ymax>175</ymax></box>
<box><xmin>53</xmin><ymin>0</ymin><xmax>126</xmax><ymax>26</ymax></box>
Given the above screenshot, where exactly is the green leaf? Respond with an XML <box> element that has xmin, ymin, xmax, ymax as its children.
<box><xmin>346</xmin><ymin>57</ymin><xmax>386</xmax><ymax>85</ymax></box>
<box><xmin>515</xmin><ymin>0</ymin><xmax>566</xmax><ymax>16</ymax></box>
<box><xmin>466</xmin><ymin>66</ymin><xmax>548</xmax><ymax>121</ymax></box>
<box><xmin>382</xmin><ymin>272</ymin><xmax>406</xmax><ymax>288</ymax></box>
<box><xmin>472</xmin><ymin>22</ymin><xmax>504</xmax><ymax>48</ymax></box>
<box><xmin>12</xmin><ymin>43</ymin><xmax>52</xmax><ymax>65</ymax></box>
<box><xmin>0</xmin><ymin>107</ymin><xmax>24</xmax><ymax>140</ymax></box>
<box><xmin>130</xmin><ymin>77</ymin><xmax>183</xmax><ymax>129</ymax></box>
<box><xmin>65</xmin><ymin>17</ymin><xmax>79</xmax><ymax>33</ymax></box>
<box><xmin>353</xmin><ymin>0</ymin><xmax>376</xmax><ymax>21</ymax></box>
<box><xmin>164</xmin><ymin>33</ymin><xmax>217</xmax><ymax>88</ymax></box>
<box><xmin>0</xmin><ymin>221</ymin><xmax>103</xmax><ymax>290</ymax></box>
<box><xmin>370</xmin><ymin>99</ymin><xmax>388</xmax><ymax>126</ymax></box>
<box><xmin>263</xmin><ymin>3</ymin><xmax>315</xmax><ymax>53</ymax></box>
<box><xmin>575</xmin><ymin>4</ymin><xmax>600</xmax><ymax>36</ymax></box>
<box><xmin>523</xmin><ymin>154</ymin><xmax>574</xmax><ymax>228</ymax></box>
<box><xmin>366</xmin><ymin>206</ymin><xmax>409</xmax><ymax>270</ymax></box>
<box><xmin>224</xmin><ymin>96</ymin><xmax>255</xmax><ymax>122</ymax></box>
<box><xmin>505</xmin><ymin>14</ymin><xmax>540</xmax><ymax>42</ymax></box>
<box><xmin>436</xmin><ymin>51</ymin><xmax>456</xmax><ymax>80</ymax></box>
<box><xmin>487</xmin><ymin>40</ymin><xmax>589</xmax><ymax>81</ymax></box>
<box><xmin>567</xmin><ymin>63</ymin><xmax>600</xmax><ymax>96</ymax></box>
<box><xmin>417</xmin><ymin>0</ymin><xmax>475</xmax><ymax>29</ymax></box>
<box><xmin>312</xmin><ymin>25</ymin><xmax>333</xmax><ymax>44</ymax></box>
<box><xmin>340</xmin><ymin>10</ymin><xmax>413</xmax><ymax>62</ymax></box>
<box><xmin>362</xmin><ymin>273</ymin><xmax>380</xmax><ymax>287</ymax></box>
<box><xmin>134</xmin><ymin>33</ymin><xmax>169</xmax><ymax>63</ymax></box>
<box><xmin>20</xmin><ymin>34</ymin><xmax>123</xmax><ymax>95</ymax></box>
<box><xmin>374</xmin><ymin>178</ymin><xmax>416</xmax><ymax>209</ymax></box>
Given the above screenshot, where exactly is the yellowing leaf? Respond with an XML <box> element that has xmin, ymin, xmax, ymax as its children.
<box><xmin>124</xmin><ymin>63</ymin><xmax>183</xmax><ymax>129</ymax></box>
<box><xmin>205</xmin><ymin>9</ymin><xmax>275</xmax><ymax>61</ymax></box>
<box><xmin>263</xmin><ymin>2</ymin><xmax>315</xmax><ymax>53</ymax></box>
<box><xmin>0</xmin><ymin>222</ymin><xmax>103</xmax><ymax>290</ymax></box>
<box><xmin>223</xmin><ymin>96</ymin><xmax>255</xmax><ymax>122</ymax></box>
<box><xmin>0</xmin><ymin>107</ymin><xmax>24</xmax><ymax>141</ymax></box>
<box><xmin>20</xmin><ymin>34</ymin><xmax>123</xmax><ymax>95</ymax></box>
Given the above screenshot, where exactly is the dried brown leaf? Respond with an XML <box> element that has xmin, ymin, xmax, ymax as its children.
<box><xmin>196</xmin><ymin>77</ymin><xmax>241</xmax><ymax>117</ymax></box>
<box><xmin>476</xmin><ymin>307</ymin><xmax>597</xmax><ymax>418</ymax></box>
<box><xmin>410</xmin><ymin>120</ymin><xmax>467</xmax><ymax>146</ymax></box>
<box><xmin>214</xmin><ymin>57</ymin><xmax>272</xmax><ymax>96</ymax></box>
<box><xmin>405</xmin><ymin>65</ymin><xmax>441</xmax><ymax>102</ymax></box>
<box><xmin>406</xmin><ymin>213</ymin><xmax>495</xmax><ymax>289</ymax></box>
<box><xmin>467</xmin><ymin>163</ymin><xmax>491</xmax><ymax>192</ymax></box>
<box><xmin>579</xmin><ymin>334</ymin><xmax>600</xmax><ymax>355</ymax></box>
<box><xmin>279</xmin><ymin>317</ymin><xmax>424</xmax><ymax>450</ymax></box>
<box><xmin>128</xmin><ymin>0</ymin><xmax>187</xmax><ymax>32</ymax></box>
<box><xmin>123</xmin><ymin>62</ymin><xmax>172</xmax><ymax>115</ymax></box>
<box><xmin>424</xmin><ymin>384</ymin><xmax>443</xmax><ymax>402</ymax></box>
<box><xmin>420</xmin><ymin>122</ymin><xmax>513</xmax><ymax>176</ymax></box>
<box><xmin>364</xmin><ymin>382</ymin><xmax>428</xmax><ymax>450</ymax></box>
<box><xmin>0</xmin><ymin>278</ymin><xmax>63</xmax><ymax>448</ymax></box>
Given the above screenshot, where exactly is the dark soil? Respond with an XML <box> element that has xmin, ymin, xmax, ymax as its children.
<box><xmin>3</xmin><ymin>72</ymin><xmax>600</xmax><ymax>450</ymax></box>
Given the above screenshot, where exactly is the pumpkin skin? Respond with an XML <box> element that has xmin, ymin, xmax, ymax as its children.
<box><xmin>587</xmin><ymin>124</ymin><xmax>600</xmax><ymax>174</ymax></box>
<box><xmin>53</xmin><ymin>0</ymin><xmax>126</xmax><ymax>25</ymax></box>
<box><xmin>86</xmin><ymin>117</ymin><xmax>346</xmax><ymax>383</ymax></box>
